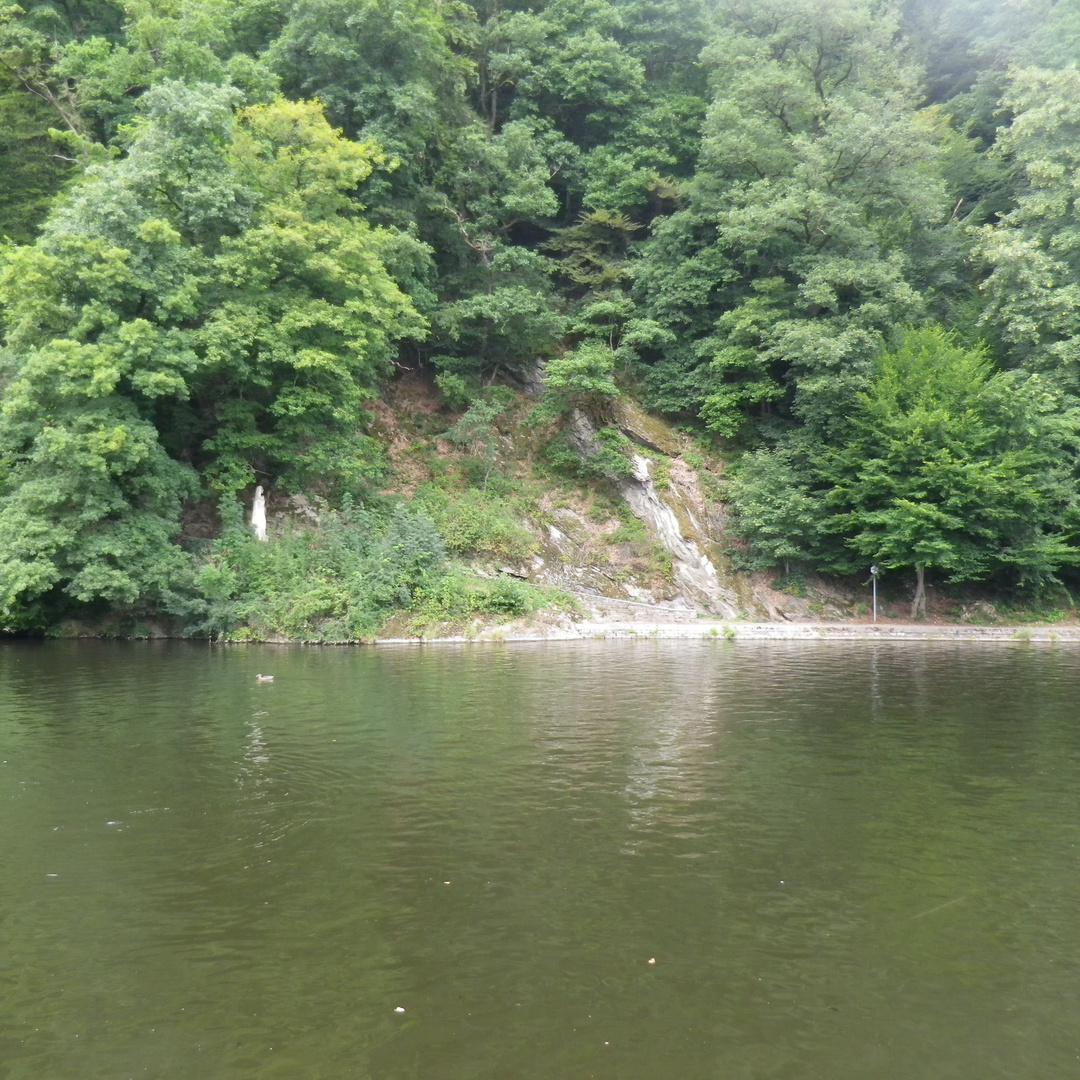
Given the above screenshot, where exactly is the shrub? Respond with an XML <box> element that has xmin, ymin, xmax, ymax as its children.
<box><xmin>415</xmin><ymin>486</ymin><xmax>536</xmax><ymax>560</ymax></box>
<box><xmin>192</xmin><ymin>500</ymin><xmax>448</xmax><ymax>640</ymax></box>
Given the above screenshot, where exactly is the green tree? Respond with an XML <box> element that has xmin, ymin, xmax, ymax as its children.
<box><xmin>974</xmin><ymin>66</ymin><xmax>1080</xmax><ymax>383</ymax></box>
<box><xmin>0</xmin><ymin>84</ymin><xmax>424</xmax><ymax>622</ymax></box>
<box><xmin>634</xmin><ymin>0</ymin><xmax>954</xmax><ymax>434</ymax></box>
<box><xmin>725</xmin><ymin>444</ymin><xmax>827</xmax><ymax>574</ymax></box>
<box><xmin>266</xmin><ymin>0</ymin><xmax>473</xmax><ymax>205</ymax></box>
<box><xmin>0</xmin><ymin>0</ymin><xmax>276</xmax><ymax>152</ymax></box>
<box><xmin>543</xmin><ymin>341</ymin><xmax>619</xmax><ymax>409</ymax></box>
<box><xmin>0</xmin><ymin>364</ymin><xmax>199</xmax><ymax>623</ymax></box>
<box><xmin>197</xmin><ymin>94</ymin><xmax>428</xmax><ymax>490</ymax></box>
<box><xmin>822</xmin><ymin>328</ymin><xmax>1080</xmax><ymax>615</ymax></box>
<box><xmin>428</xmin><ymin>117</ymin><xmax>574</xmax><ymax>378</ymax></box>
<box><xmin>501</xmin><ymin>0</ymin><xmax>645</xmax><ymax>150</ymax></box>
<box><xmin>0</xmin><ymin>68</ymin><xmax>76</xmax><ymax>241</ymax></box>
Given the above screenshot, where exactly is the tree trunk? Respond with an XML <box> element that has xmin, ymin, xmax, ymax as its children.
<box><xmin>910</xmin><ymin>564</ymin><xmax>926</xmax><ymax>619</ymax></box>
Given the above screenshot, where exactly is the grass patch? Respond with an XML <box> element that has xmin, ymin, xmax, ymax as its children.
<box><xmin>414</xmin><ymin>485</ymin><xmax>538</xmax><ymax>561</ymax></box>
<box><xmin>406</xmin><ymin>574</ymin><xmax>580</xmax><ymax>635</ymax></box>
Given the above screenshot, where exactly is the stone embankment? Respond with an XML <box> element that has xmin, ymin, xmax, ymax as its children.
<box><xmin>379</xmin><ymin>617</ymin><xmax>1080</xmax><ymax>645</ymax></box>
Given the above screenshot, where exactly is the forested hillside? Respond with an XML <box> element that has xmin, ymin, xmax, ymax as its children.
<box><xmin>2</xmin><ymin>0</ymin><xmax>1080</xmax><ymax>635</ymax></box>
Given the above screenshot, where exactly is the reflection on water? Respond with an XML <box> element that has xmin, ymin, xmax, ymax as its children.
<box><xmin>2</xmin><ymin>639</ymin><xmax>1080</xmax><ymax>1079</ymax></box>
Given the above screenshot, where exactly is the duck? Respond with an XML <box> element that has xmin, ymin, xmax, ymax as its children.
<box><xmin>256</xmin><ymin>673</ymin><xmax>274</xmax><ymax>682</ymax></box>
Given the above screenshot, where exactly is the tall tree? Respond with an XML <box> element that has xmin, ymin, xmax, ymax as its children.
<box><xmin>820</xmin><ymin>328</ymin><xmax>1080</xmax><ymax>613</ymax></box>
<box><xmin>0</xmin><ymin>83</ymin><xmax>424</xmax><ymax>621</ymax></box>
<box><xmin>975</xmin><ymin>65</ymin><xmax>1080</xmax><ymax>384</ymax></box>
<box><xmin>0</xmin><ymin>69</ymin><xmax>75</xmax><ymax>241</ymax></box>
<box><xmin>266</xmin><ymin>0</ymin><xmax>474</xmax><ymax>181</ymax></box>
<box><xmin>634</xmin><ymin>0</ymin><xmax>953</xmax><ymax>435</ymax></box>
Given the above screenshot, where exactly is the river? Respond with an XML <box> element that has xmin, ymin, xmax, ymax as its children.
<box><xmin>1</xmin><ymin>639</ymin><xmax>1078</xmax><ymax>1079</ymax></box>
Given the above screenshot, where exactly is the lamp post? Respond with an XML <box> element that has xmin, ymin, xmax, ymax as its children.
<box><xmin>870</xmin><ymin>565</ymin><xmax>879</xmax><ymax>622</ymax></box>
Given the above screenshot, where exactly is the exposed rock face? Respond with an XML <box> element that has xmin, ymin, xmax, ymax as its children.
<box><xmin>560</xmin><ymin>406</ymin><xmax>849</xmax><ymax>621</ymax></box>
<box><xmin>619</xmin><ymin>452</ymin><xmax>742</xmax><ymax>617</ymax></box>
<box><xmin>609</xmin><ymin>399</ymin><xmax>682</xmax><ymax>456</ymax></box>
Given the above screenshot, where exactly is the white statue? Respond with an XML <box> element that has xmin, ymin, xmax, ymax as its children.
<box><xmin>251</xmin><ymin>484</ymin><xmax>268</xmax><ymax>542</ymax></box>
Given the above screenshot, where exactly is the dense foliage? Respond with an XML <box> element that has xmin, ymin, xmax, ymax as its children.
<box><xmin>2</xmin><ymin>0</ymin><xmax>1080</xmax><ymax>630</ymax></box>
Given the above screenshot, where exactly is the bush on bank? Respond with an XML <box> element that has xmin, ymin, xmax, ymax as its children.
<box><xmin>192</xmin><ymin>498</ymin><xmax>563</xmax><ymax>642</ymax></box>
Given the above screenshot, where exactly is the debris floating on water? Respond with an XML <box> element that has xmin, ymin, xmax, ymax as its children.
<box><xmin>909</xmin><ymin>894</ymin><xmax>969</xmax><ymax>920</ymax></box>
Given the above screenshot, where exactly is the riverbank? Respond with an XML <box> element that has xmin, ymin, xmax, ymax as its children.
<box><xmin>378</xmin><ymin>616</ymin><xmax>1080</xmax><ymax>644</ymax></box>
<box><xmin>34</xmin><ymin>605</ymin><xmax>1080</xmax><ymax>645</ymax></box>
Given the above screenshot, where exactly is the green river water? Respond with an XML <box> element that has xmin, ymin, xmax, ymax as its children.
<box><xmin>1</xmin><ymin>639</ymin><xmax>1079</xmax><ymax>1079</ymax></box>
